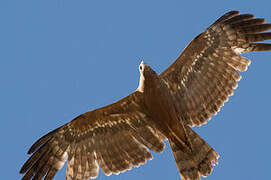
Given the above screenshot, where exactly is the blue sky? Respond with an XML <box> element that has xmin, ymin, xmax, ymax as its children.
<box><xmin>1</xmin><ymin>0</ymin><xmax>271</xmax><ymax>180</ymax></box>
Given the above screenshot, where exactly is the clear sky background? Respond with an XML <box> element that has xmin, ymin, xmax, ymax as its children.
<box><xmin>1</xmin><ymin>1</ymin><xmax>271</xmax><ymax>180</ymax></box>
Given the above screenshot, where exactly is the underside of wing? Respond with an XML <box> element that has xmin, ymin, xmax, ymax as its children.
<box><xmin>161</xmin><ymin>11</ymin><xmax>271</xmax><ymax>127</ymax></box>
<box><xmin>20</xmin><ymin>91</ymin><xmax>166</xmax><ymax>180</ymax></box>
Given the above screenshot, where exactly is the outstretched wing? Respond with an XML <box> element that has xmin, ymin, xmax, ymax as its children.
<box><xmin>161</xmin><ymin>11</ymin><xmax>271</xmax><ymax>127</ymax></box>
<box><xmin>20</xmin><ymin>91</ymin><xmax>165</xmax><ymax>180</ymax></box>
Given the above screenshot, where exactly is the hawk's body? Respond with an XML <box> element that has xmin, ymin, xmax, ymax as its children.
<box><xmin>20</xmin><ymin>11</ymin><xmax>271</xmax><ymax>180</ymax></box>
<box><xmin>140</xmin><ymin>62</ymin><xmax>218</xmax><ymax>179</ymax></box>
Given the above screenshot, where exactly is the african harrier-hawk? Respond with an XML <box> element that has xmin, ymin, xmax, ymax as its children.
<box><xmin>20</xmin><ymin>11</ymin><xmax>271</xmax><ymax>180</ymax></box>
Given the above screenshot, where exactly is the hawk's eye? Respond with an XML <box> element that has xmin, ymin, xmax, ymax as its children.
<box><xmin>139</xmin><ymin>65</ymin><xmax>143</xmax><ymax>71</ymax></box>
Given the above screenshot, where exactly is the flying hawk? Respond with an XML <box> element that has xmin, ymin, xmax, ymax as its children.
<box><xmin>20</xmin><ymin>11</ymin><xmax>271</xmax><ymax>180</ymax></box>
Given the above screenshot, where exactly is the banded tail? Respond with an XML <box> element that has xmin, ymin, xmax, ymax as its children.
<box><xmin>169</xmin><ymin>126</ymin><xmax>219</xmax><ymax>180</ymax></box>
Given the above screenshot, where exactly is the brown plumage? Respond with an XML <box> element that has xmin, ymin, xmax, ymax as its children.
<box><xmin>20</xmin><ymin>11</ymin><xmax>271</xmax><ymax>180</ymax></box>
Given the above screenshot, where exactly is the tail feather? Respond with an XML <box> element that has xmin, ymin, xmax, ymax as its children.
<box><xmin>170</xmin><ymin>127</ymin><xmax>219</xmax><ymax>180</ymax></box>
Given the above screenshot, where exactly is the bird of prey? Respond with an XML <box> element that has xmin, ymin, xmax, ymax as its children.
<box><xmin>20</xmin><ymin>11</ymin><xmax>271</xmax><ymax>180</ymax></box>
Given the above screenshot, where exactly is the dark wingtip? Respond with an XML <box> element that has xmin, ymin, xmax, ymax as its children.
<box><xmin>224</xmin><ymin>10</ymin><xmax>240</xmax><ymax>17</ymax></box>
<box><xmin>210</xmin><ymin>10</ymin><xmax>240</xmax><ymax>28</ymax></box>
<box><xmin>228</xmin><ymin>10</ymin><xmax>240</xmax><ymax>14</ymax></box>
<box><xmin>249</xmin><ymin>43</ymin><xmax>271</xmax><ymax>51</ymax></box>
<box><xmin>27</xmin><ymin>126</ymin><xmax>62</xmax><ymax>154</ymax></box>
<box><xmin>19</xmin><ymin>164</ymin><xmax>27</xmax><ymax>174</ymax></box>
<box><xmin>27</xmin><ymin>149</ymin><xmax>32</xmax><ymax>155</ymax></box>
<box><xmin>27</xmin><ymin>142</ymin><xmax>40</xmax><ymax>154</ymax></box>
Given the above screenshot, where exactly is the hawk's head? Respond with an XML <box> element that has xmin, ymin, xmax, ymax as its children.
<box><xmin>137</xmin><ymin>61</ymin><xmax>159</xmax><ymax>92</ymax></box>
<box><xmin>139</xmin><ymin>61</ymin><xmax>157</xmax><ymax>77</ymax></box>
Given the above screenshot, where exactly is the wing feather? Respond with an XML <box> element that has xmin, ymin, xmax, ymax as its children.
<box><xmin>20</xmin><ymin>91</ymin><xmax>165</xmax><ymax>180</ymax></box>
<box><xmin>161</xmin><ymin>11</ymin><xmax>271</xmax><ymax>127</ymax></box>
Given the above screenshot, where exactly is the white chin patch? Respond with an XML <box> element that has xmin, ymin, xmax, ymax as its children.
<box><xmin>137</xmin><ymin>74</ymin><xmax>145</xmax><ymax>92</ymax></box>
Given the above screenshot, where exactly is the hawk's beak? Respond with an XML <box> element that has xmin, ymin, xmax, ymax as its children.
<box><xmin>140</xmin><ymin>61</ymin><xmax>145</xmax><ymax>66</ymax></box>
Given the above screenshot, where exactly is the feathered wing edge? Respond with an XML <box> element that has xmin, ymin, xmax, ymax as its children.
<box><xmin>20</xmin><ymin>125</ymin><xmax>69</xmax><ymax>180</ymax></box>
<box><xmin>19</xmin><ymin>92</ymin><xmax>166</xmax><ymax>180</ymax></box>
<box><xmin>161</xmin><ymin>11</ymin><xmax>271</xmax><ymax>127</ymax></box>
